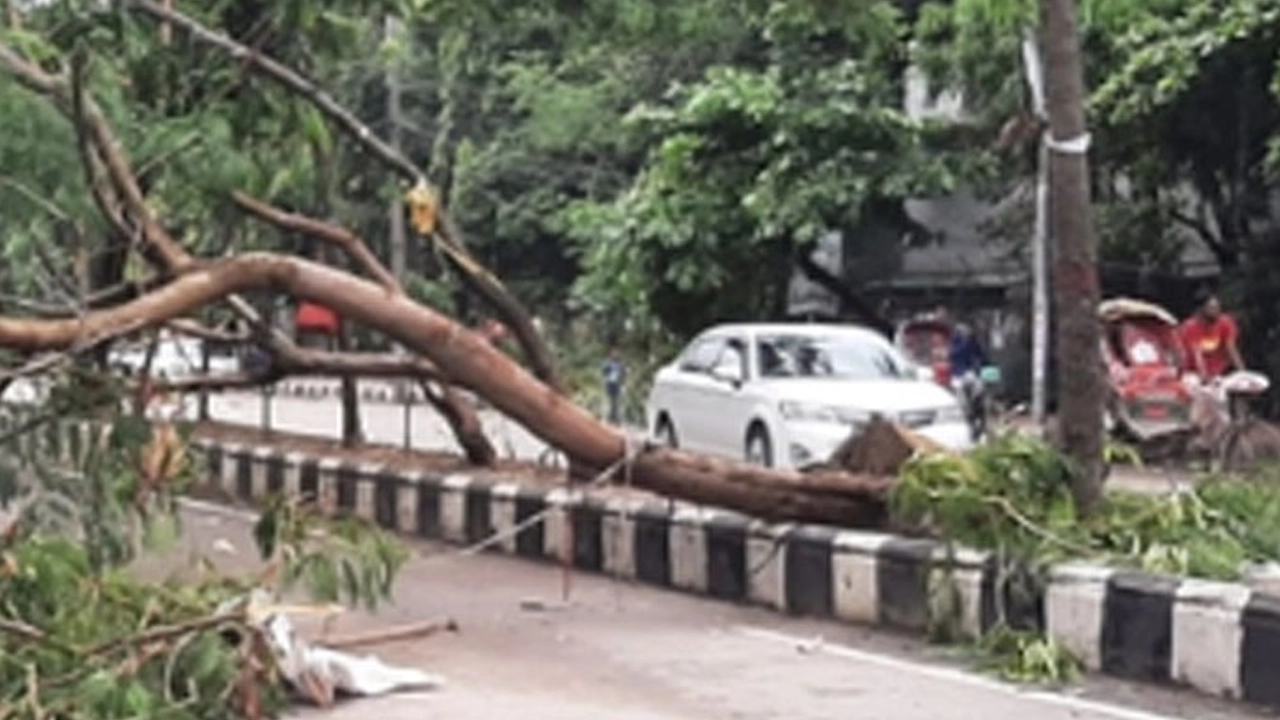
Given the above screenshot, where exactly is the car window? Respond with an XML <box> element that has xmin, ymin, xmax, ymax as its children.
<box><xmin>680</xmin><ymin>337</ymin><xmax>726</xmax><ymax>373</ymax></box>
<box><xmin>713</xmin><ymin>338</ymin><xmax>747</xmax><ymax>377</ymax></box>
<box><xmin>756</xmin><ymin>334</ymin><xmax>909</xmax><ymax>380</ymax></box>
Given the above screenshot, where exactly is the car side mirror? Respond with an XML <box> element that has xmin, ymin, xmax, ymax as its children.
<box><xmin>711</xmin><ymin>362</ymin><xmax>744</xmax><ymax>387</ymax></box>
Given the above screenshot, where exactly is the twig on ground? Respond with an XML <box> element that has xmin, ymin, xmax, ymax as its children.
<box><xmin>322</xmin><ymin>618</ymin><xmax>459</xmax><ymax>651</ymax></box>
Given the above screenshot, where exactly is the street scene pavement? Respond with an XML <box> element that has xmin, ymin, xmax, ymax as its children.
<box><xmin>160</xmin><ymin>500</ymin><xmax>1264</xmax><ymax>720</ymax></box>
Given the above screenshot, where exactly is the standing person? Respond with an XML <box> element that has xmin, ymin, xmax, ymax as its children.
<box><xmin>602</xmin><ymin>346</ymin><xmax>626</xmax><ymax>425</ymax></box>
<box><xmin>1179</xmin><ymin>290</ymin><xmax>1245</xmax><ymax>380</ymax></box>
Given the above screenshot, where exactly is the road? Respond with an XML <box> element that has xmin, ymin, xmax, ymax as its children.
<box><xmin>202</xmin><ymin>392</ymin><xmax>1189</xmax><ymax>493</ymax></box>
<box><xmin>153</xmin><ymin>500</ymin><xmax>1261</xmax><ymax>720</ymax></box>
<box><xmin>205</xmin><ymin>391</ymin><xmax>553</xmax><ymax>461</ymax></box>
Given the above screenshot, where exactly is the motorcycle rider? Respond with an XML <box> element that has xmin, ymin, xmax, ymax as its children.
<box><xmin>949</xmin><ymin>322</ymin><xmax>988</xmax><ymax>439</ymax></box>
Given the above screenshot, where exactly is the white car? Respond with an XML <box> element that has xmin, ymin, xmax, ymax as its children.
<box><xmin>645</xmin><ymin>323</ymin><xmax>971</xmax><ymax>468</ymax></box>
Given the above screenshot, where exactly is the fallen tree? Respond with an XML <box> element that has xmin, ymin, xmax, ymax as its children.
<box><xmin>0</xmin><ymin>11</ymin><xmax>896</xmax><ymax>528</ymax></box>
<box><xmin>0</xmin><ymin>253</ymin><xmax>893</xmax><ymax>526</ymax></box>
<box><xmin>0</xmin><ymin>38</ymin><xmax>498</xmax><ymax>466</ymax></box>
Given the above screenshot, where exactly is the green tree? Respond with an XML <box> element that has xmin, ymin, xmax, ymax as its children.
<box><xmin>567</xmin><ymin>1</ymin><xmax>961</xmax><ymax>336</ymax></box>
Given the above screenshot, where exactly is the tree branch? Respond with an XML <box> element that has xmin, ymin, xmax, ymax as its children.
<box><xmin>0</xmin><ymin>278</ymin><xmax>164</xmax><ymax>318</ymax></box>
<box><xmin>1169</xmin><ymin>207</ymin><xmax>1232</xmax><ymax>266</ymax></box>
<box><xmin>125</xmin><ymin>0</ymin><xmax>563</xmax><ymax>391</ymax></box>
<box><xmin>0</xmin><ymin>41</ymin><xmax>499</xmax><ymax>465</ymax></box>
<box><xmin>157</xmin><ymin>349</ymin><xmax>442</xmax><ymax>391</ymax></box>
<box><xmin>231</xmin><ymin>192</ymin><xmax>400</xmax><ymax>292</ymax></box>
<box><xmin>0</xmin><ymin>175</ymin><xmax>70</xmax><ymax>222</ymax></box>
<box><xmin>128</xmin><ymin>0</ymin><xmax>418</xmax><ymax>181</ymax></box>
<box><xmin>794</xmin><ymin>250</ymin><xmax>894</xmax><ymax>337</ymax></box>
<box><xmin>165</xmin><ymin>318</ymin><xmax>249</xmax><ymax>344</ymax></box>
<box><xmin>0</xmin><ymin>42</ymin><xmax>189</xmax><ymax>270</ymax></box>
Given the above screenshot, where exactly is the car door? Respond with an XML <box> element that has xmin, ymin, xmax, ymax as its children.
<box><xmin>661</xmin><ymin>335</ymin><xmax>728</xmax><ymax>453</ymax></box>
<box><xmin>700</xmin><ymin>335</ymin><xmax>755</xmax><ymax>456</ymax></box>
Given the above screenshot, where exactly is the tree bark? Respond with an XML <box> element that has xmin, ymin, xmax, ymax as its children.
<box><xmin>1041</xmin><ymin>0</ymin><xmax>1106</xmax><ymax>513</ymax></box>
<box><xmin>0</xmin><ymin>253</ymin><xmax>890</xmax><ymax>526</ymax></box>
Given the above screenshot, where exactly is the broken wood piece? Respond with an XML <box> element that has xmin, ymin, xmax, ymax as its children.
<box><xmin>323</xmin><ymin>618</ymin><xmax>459</xmax><ymax>651</ymax></box>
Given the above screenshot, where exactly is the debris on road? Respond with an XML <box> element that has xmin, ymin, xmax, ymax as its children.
<box><xmin>520</xmin><ymin>597</ymin><xmax>570</xmax><ymax>613</ymax></box>
<box><xmin>245</xmin><ymin>592</ymin><xmax>446</xmax><ymax>708</ymax></box>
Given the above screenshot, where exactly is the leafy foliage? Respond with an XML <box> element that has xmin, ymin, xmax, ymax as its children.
<box><xmin>254</xmin><ymin>495</ymin><xmax>409</xmax><ymax>611</ymax></box>
<box><xmin>894</xmin><ymin>435</ymin><xmax>1280</xmax><ymax>581</ymax></box>
<box><xmin>567</xmin><ymin>2</ymin><xmax>962</xmax><ymax>334</ymax></box>
<box><xmin>898</xmin><ymin>436</ymin><xmax>1280</xmax><ymax>682</ymax></box>
<box><xmin>0</xmin><ymin>373</ymin><xmax>408</xmax><ymax>717</ymax></box>
<box><xmin>972</xmin><ymin>626</ymin><xmax>1083</xmax><ymax>685</ymax></box>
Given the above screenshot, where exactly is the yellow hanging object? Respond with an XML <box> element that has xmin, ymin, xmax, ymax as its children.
<box><xmin>405</xmin><ymin>181</ymin><xmax>439</xmax><ymax>236</ymax></box>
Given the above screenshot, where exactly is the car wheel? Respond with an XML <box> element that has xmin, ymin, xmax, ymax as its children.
<box><xmin>745</xmin><ymin>425</ymin><xmax>773</xmax><ymax>468</ymax></box>
<box><xmin>655</xmin><ymin>415</ymin><xmax>679</xmax><ymax>449</ymax></box>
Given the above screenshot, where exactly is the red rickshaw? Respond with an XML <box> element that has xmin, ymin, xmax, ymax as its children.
<box><xmin>894</xmin><ymin>315</ymin><xmax>953</xmax><ymax>389</ymax></box>
<box><xmin>1098</xmin><ymin>298</ymin><xmax>1193</xmax><ymax>440</ymax></box>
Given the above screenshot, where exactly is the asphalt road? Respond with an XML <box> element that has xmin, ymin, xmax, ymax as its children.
<box><xmin>205</xmin><ymin>391</ymin><xmax>554</xmax><ymax>462</ymax></box>
<box><xmin>155</xmin><ymin>500</ymin><xmax>1262</xmax><ymax>720</ymax></box>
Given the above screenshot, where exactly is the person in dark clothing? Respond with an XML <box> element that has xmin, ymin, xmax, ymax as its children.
<box><xmin>949</xmin><ymin>323</ymin><xmax>989</xmax><ymax>441</ymax></box>
<box><xmin>949</xmin><ymin>323</ymin><xmax>986</xmax><ymax>379</ymax></box>
<box><xmin>602</xmin><ymin>346</ymin><xmax>627</xmax><ymax>424</ymax></box>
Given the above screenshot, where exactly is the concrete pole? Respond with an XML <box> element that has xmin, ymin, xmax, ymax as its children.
<box><xmin>1022</xmin><ymin>31</ymin><xmax>1050</xmax><ymax>427</ymax></box>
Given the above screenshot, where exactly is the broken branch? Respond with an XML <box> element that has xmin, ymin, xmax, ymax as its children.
<box><xmin>232</xmin><ymin>192</ymin><xmax>400</xmax><ymax>293</ymax></box>
<box><xmin>323</xmin><ymin>618</ymin><xmax>458</xmax><ymax>651</ymax></box>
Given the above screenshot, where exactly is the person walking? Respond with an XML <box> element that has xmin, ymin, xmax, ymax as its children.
<box><xmin>602</xmin><ymin>346</ymin><xmax>627</xmax><ymax>425</ymax></box>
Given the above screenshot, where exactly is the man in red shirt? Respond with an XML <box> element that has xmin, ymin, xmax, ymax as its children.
<box><xmin>1179</xmin><ymin>292</ymin><xmax>1245</xmax><ymax>380</ymax></box>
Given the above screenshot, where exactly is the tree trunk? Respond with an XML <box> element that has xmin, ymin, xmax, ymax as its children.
<box><xmin>0</xmin><ymin>253</ymin><xmax>891</xmax><ymax>527</ymax></box>
<box><xmin>1041</xmin><ymin>0</ymin><xmax>1106</xmax><ymax>513</ymax></box>
<box><xmin>336</xmin><ymin>323</ymin><xmax>363</xmax><ymax>448</ymax></box>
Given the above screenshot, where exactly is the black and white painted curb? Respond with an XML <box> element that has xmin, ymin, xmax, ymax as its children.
<box><xmin>190</xmin><ymin>438</ymin><xmax>1280</xmax><ymax>709</ymax></box>
<box><xmin>4</xmin><ymin>402</ymin><xmax>1278</xmax><ymax>712</ymax></box>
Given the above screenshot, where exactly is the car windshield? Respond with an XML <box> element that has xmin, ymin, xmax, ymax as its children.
<box><xmin>757</xmin><ymin>334</ymin><xmax>909</xmax><ymax>381</ymax></box>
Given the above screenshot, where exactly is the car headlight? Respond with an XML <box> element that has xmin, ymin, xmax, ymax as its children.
<box><xmin>779</xmin><ymin>401</ymin><xmax>870</xmax><ymax>426</ymax></box>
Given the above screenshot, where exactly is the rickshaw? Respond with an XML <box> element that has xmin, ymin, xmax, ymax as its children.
<box><xmin>894</xmin><ymin>315</ymin><xmax>953</xmax><ymax>389</ymax></box>
<box><xmin>1098</xmin><ymin>298</ymin><xmax>1193</xmax><ymax>441</ymax></box>
<box><xmin>895</xmin><ymin>314</ymin><xmax>1002</xmax><ymax>440</ymax></box>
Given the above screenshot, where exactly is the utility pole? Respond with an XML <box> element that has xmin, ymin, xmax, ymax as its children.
<box><xmin>385</xmin><ymin>16</ymin><xmax>407</xmax><ymax>286</ymax></box>
<box><xmin>1040</xmin><ymin>0</ymin><xmax>1106</xmax><ymax>513</ymax></box>
<box><xmin>385</xmin><ymin>15</ymin><xmax>414</xmax><ymax>426</ymax></box>
<box><xmin>1021</xmin><ymin>32</ymin><xmax>1050</xmax><ymax>428</ymax></box>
